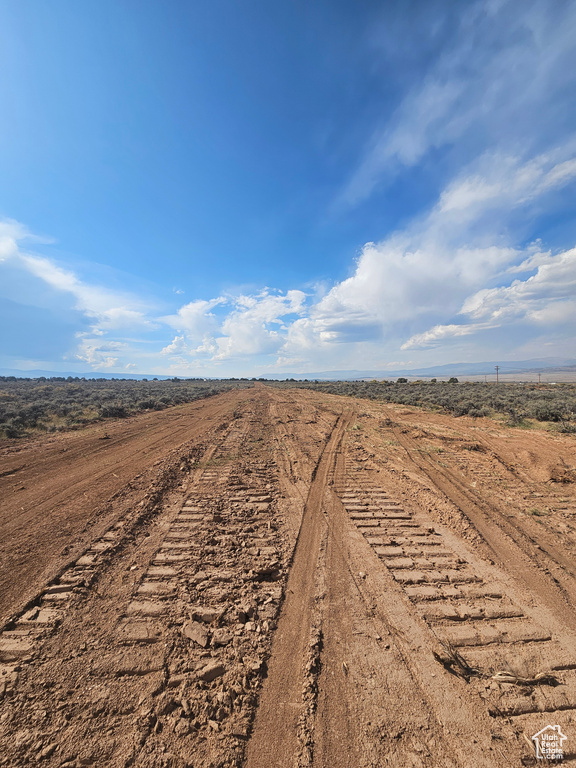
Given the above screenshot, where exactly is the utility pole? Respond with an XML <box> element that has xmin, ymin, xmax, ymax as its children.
<box><xmin>538</xmin><ymin>372</ymin><xmax>541</xmax><ymax>384</ymax></box>
<box><xmin>495</xmin><ymin>365</ymin><xmax>500</xmax><ymax>384</ymax></box>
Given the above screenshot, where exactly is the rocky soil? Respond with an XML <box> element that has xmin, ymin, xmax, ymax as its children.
<box><xmin>1</xmin><ymin>385</ymin><xmax>576</xmax><ymax>767</ymax></box>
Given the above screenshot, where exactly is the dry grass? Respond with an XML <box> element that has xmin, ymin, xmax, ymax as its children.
<box><xmin>433</xmin><ymin>640</ymin><xmax>561</xmax><ymax>687</ymax></box>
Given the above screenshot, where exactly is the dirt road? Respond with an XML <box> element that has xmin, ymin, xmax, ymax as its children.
<box><xmin>1</xmin><ymin>386</ymin><xmax>576</xmax><ymax>766</ymax></box>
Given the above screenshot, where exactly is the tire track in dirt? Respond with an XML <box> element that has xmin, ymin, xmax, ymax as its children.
<box><xmin>333</xmin><ymin>436</ymin><xmax>576</xmax><ymax>765</ymax></box>
<box><xmin>0</xmin><ymin>395</ymin><xmax>294</xmax><ymax>767</ymax></box>
<box><xmin>304</xmin><ymin>435</ymin><xmax>494</xmax><ymax>767</ymax></box>
<box><xmin>310</xmin><ymin>473</ymin><xmax>461</xmax><ymax>767</ymax></box>
<box><xmin>0</xmin><ymin>390</ymin><xmax>255</xmax><ymax>625</ymax></box>
<box><xmin>387</xmin><ymin>419</ymin><xmax>576</xmax><ymax>630</ymax></box>
<box><xmin>0</xmin><ymin>417</ymin><xmax>238</xmax><ymax>706</ymax></box>
<box><xmin>439</xmin><ymin>431</ymin><xmax>576</xmax><ymax>596</ymax></box>
<box><xmin>0</xmin><ymin>399</ymin><xmax>240</xmax><ymax>534</ymax></box>
<box><xmin>310</xmin><ymin>521</ymin><xmax>361</xmax><ymax>768</ymax></box>
<box><xmin>244</xmin><ymin>409</ymin><xmax>352</xmax><ymax>768</ymax></box>
<box><xmin>2</xmin><ymin>387</ymin><xmax>576</xmax><ymax>766</ymax></box>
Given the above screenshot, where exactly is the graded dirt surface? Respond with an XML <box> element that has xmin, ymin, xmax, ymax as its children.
<box><xmin>1</xmin><ymin>385</ymin><xmax>576</xmax><ymax>767</ymax></box>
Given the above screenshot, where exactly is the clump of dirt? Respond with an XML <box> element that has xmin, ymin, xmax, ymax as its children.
<box><xmin>549</xmin><ymin>461</ymin><xmax>576</xmax><ymax>483</ymax></box>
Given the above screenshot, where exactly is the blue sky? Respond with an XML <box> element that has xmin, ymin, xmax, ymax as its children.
<box><xmin>1</xmin><ymin>0</ymin><xmax>575</xmax><ymax>376</ymax></box>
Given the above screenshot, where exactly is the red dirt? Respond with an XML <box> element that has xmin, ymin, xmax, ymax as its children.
<box><xmin>1</xmin><ymin>385</ymin><xmax>576</xmax><ymax>767</ymax></box>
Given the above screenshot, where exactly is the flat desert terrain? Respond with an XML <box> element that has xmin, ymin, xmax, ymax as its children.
<box><xmin>1</xmin><ymin>384</ymin><xmax>576</xmax><ymax>767</ymax></box>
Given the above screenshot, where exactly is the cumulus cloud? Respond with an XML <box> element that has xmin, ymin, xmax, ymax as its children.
<box><xmin>157</xmin><ymin>149</ymin><xmax>576</xmax><ymax>367</ymax></box>
<box><xmin>402</xmin><ymin>247</ymin><xmax>576</xmax><ymax>349</ymax></box>
<box><xmin>461</xmin><ymin>247</ymin><xmax>576</xmax><ymax>322</ymax></box>
<box><xmin>214</xmin><ymin>290</ymin><xmax>306</xmax><ymax>359</ymax></box>
<box><xmin>319</xmin><ymin>0</ymin><xmax>576</xmax><ymax>365</ymax></box>
<box><xmin>161</xmin><ymin>290</ymin><xmax>307</xmax><ymax>362</ymax></box>
<box><xmin>162</xmin><ymin>298</ymin><xmax>224</xmax><ymax>346</ymax></box>
<box><xmin>5</xmin><ymin>140</ymin><xmax>576</xmax><ymax>374</ymax></box>
<box><xmin>72</xmin><ymin>337</ymin><xmax>125</xmax><ymax>369</ymax></box>
<box><xmin>161</xmin><ymin>335</ymin><xmax>188</xmax><ymax>356</ymax></box>
<box><xmin>303</xmin><ymin>123</ymin><xmax>576</xmax><ymax>361</ymax></box>
<box><xmin>401</xmin><ymin>323</ymin><xmax>494</xmax><ymax>350</ymax></box>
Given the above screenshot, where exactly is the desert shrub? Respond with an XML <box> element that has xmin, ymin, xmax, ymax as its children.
<box><xmin>137</xmin><ymin>398</ymin><xmax>165</xmax><ymax>411</ymax></box>
<box><xmin>268</xmin><ymin>379</ymin><xmax>576</xmax><ymax>427</ymax></box>
<box><xmin>0</xmin><ymin>377</ymin><xmax>252</xmax><ymax>439</ymax></box>
<box><xmin>532</xmin><ymin>404</ymin><xmax>565</xmax><ymax>422</ymax></box>
<box><xmin>451</xmin><ymin>400</ymin><xmax>477</xmax><ymax>417</ymax></box>
<box><xmin>2</xmin><ymin>418</ymin><xmax>23</xmax><ymax>438</ymax></box>
<box><xmin>98</xmin><ymin>404</ymin><xmax>129</xmax><ymax>419</ymax></box>
<box><xmin>468</xmin><ymin>407</ymin><xmax>490</xmax><ymax>418</ymax></box>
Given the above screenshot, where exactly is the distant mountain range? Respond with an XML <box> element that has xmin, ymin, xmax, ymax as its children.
<box><xmin>259</xmin><ymin>358</ymin><xmax>576</xmax><ymax>380</ymax></box>
<box><xmin>0</xmin><ymin>368</ymin><xmax>180</xmax><ymax>380</ymax></box>
<box><xmin>1</xmin><ymin>357</ymin><xmax>575</xmax><ymax>381</ymax></box>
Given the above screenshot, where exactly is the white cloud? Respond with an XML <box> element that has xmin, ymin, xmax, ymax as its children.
<box><xmin>528</xmin><ymin>300</ymin><xmax>576</xmax><ymax>326</ymax></box>
<box><xmin>161</xmin><ymin>335</ymin><xmax>188</xmax><ymax>356</ymax></box>
<box><xmin>0</xmin><ymin>220</ymin><xmax>31</xmax><ymax>261</ymax></box>
<box><xmin>72</xmin><ymin>338</ymin><xmax>125</xmax><ymax>369</ymax></box>
<box><xmin>318</xmin><ymin>0</ymin><xmax>576</xmax><ymax>364</ymax></box>
<box><xmin>18</xmin><ymin>254</ymin><xmax>152</xmax><ymax>333</ymax></box>
<box><xmin>0</xmin><ymin>222</ymin><xmax>160</xmax><ymax>370</ymax></box>
<box><xmin>461</xmin><ymin>247</ymin><xmax>576</xmax><ymax>321</ymax></box>
<box><xmin>402</xmin><ymin>246</ymin><xmax>576</xmax><ymax>349</ymax></box>
<box><xmin>438</xmin><ymin>148</ymin><xmax>576</xmax><ymax>217</ymax></box>
<box><xmin>277</xmin><ymin>225</ymin><xmax>518</xmax><ymax>361</ymax></box>
<box><xmin>401</xmin><ymin>323</ymin><xmax>495</xmax><ymax>350</ymax></box>
<box><xmin>272</xmin><ymin>142</ymin><xmax>576</xmax><ymax>367</ymax></box>
<box><xmin>162</xmin><ymin>298</ymin><xmax>224</xmax><ymax>345</ymax></box>
<box><xmin>158</xmin><ymin>290</ymin><xmax>308</xmax><ymax>363</ymax></box>
<box><xmin>0</xmin><ymin>219</ymin><xmax>53</xmax><ymax>263</ymax></box>
<box><xmin>5</xmin><ymin>134</ymin><xmax>576</xmax><ymax>376</ymax></box>
<box><xmin>214</xmin><ymin>290</ymin><xmax>306</xmax><ymax>359</ymax></box>
<box><xmin>340</xmin><ymin>0</ymin><xmax>576</xmax><ymax>207</ymax></box>
<box><xmin>97</xmin><ymin>308</ymin><xmax>152</xmax><ymax>330</ymax></box>
<box><xmin>0</xmin><ymin>229</ymin><xmax>154</xmax><ymax>342</ymax></box>
<box><xmin>342</xmin><ymin>80</ymin><xmax>463</xmax><ymax>206</ymax></box>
